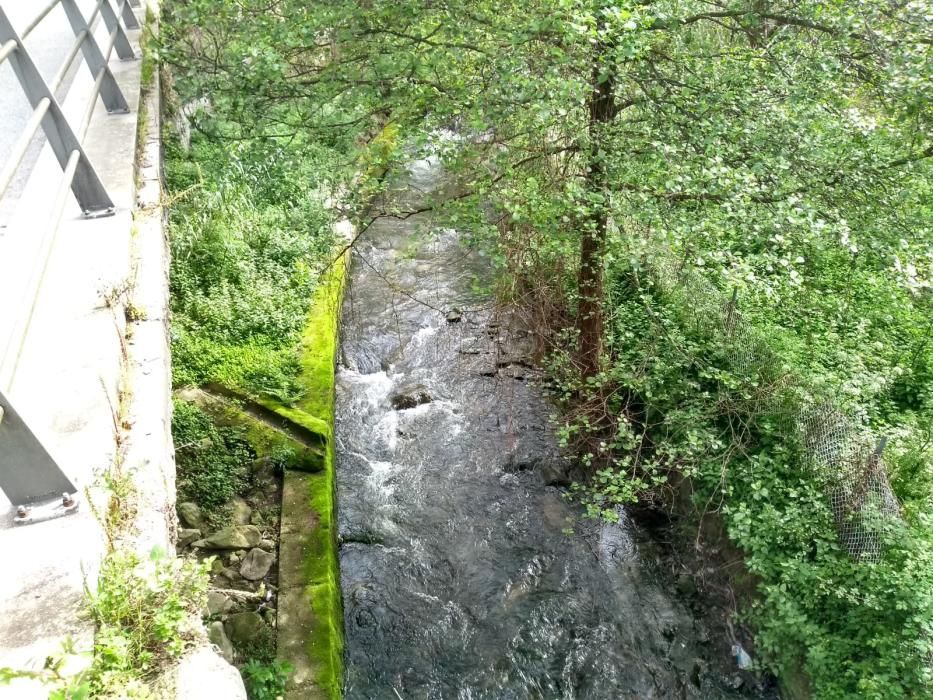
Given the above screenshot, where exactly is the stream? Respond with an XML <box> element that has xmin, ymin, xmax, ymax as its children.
<box><xmin>335</xmin><ymin>150</ymin><xmax>774</xmax><ymax>699</ymax></box>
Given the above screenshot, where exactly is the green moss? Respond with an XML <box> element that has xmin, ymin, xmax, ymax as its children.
<box><xmin>271</xmin><ymin>255</ymin><xmax>347</xmax><ymax>699</ymax></box>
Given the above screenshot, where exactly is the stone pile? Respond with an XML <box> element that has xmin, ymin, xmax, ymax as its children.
<box><xmin>176</xmin><ymin>499</ymin><xmax>279</xmax><ymax>664</ymax></box>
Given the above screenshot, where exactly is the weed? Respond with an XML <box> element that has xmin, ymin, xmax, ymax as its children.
<box><xmin>173</xmin><ymin>400</ymin><xmax>254</xmax><ymax>521</ymax></box>
<box><xmin>242</xmin><ymin>659</ymin><xmax>292</xmax><ymax>700</ymax></box>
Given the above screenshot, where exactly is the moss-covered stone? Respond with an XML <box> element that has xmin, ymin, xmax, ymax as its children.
<box><xmin>176</xmin><ymin>386</ymin><xmax>326</xmax><ymax>473</ymax></box>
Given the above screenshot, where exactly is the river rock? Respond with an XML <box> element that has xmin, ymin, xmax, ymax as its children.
<box><xmin>177</xmin><ymin>502</ymin><xmax>206</xmax><ymax>530</ymax></box>
<box><xmin>228</xmin><ymin>498</ymin><xmax>252</xmax><ymax>526</ymax></box>
<box><xmin>250</xmin><ymin>456</ymin><xmax>274</xmax><ymax>476</ymax></box>
<box><xmin>198</xmin><ymin>525</ymin><xmax>262</xmax><ymax>550</ymax></box>
<box><xmin>205</xmin><ymin>591</ymin><xmax>234</xmax><ymax>617</ymax></box>
<box><xmin>177</xmin><ymin>528</ymin><xmax>201</xmax><ymax>548</ymax></box>
<box><xmin>240</xmin><ymin>548</ymin><xmax>275</xmax><ymax>581</ymax></box>
<box><xmin>169</xmin><ymin>645</ymin><xmax>247</xmax><ymax>700</ymax></box>
<box><xmin>446</xmin><ymin>308</ymin><xmax>462</xmax><ymax>323</ymax></box>
<box><xmin>207</xmin><ymin>621</ymin><xmax>234</xmax><ymax>664</ymax></box>
<box><xmin>225</xmin><ymin>612</ymin><xmax>266</xmax><ymax>645</ymax></box>
<box><xmin>539</xmin><ymin>460</ymin><xmax>571</xmax><ymax>487</ymax></box>
<box><xmin>390</xmin><ymin>384</ymin><xmax>432</xmax><ymax>410</ymax></box>
<box><xmin>217</xmin><ymin>567</ymin><xmax>242</xmax><ymax>584</ymax></box>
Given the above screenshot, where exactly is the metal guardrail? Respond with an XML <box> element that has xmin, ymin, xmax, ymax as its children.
<box><xmin>0</xmin><ymin>0</ymin><xmax>139</xmax><ymax>524</ymax></box>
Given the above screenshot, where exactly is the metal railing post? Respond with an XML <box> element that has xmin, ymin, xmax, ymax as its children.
<box><xmin>0</xmin><ymin>6</ymin><xmax>115</xmax><ymax>216</ymax></box>
<box><xmin>59</xmin><ymin>0</ymin><xmax>129</xmax><ymax>113</ymax></box>
<box><xmin>97</xmin><ymin>0</ymin><xmax>136</xmax><ymax>59</ymax></box>
<box><xmin>0</xmin><ymin>390</ymin><xmax>79</xmax><ymax>524</ymax></box>
<box><xmin>119</xmin><ymin>0</ymin><xmax>140</xmax><ymax>30</ymax></box>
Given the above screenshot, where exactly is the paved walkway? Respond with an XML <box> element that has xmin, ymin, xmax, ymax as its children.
<box><xmin>0</xmin><ymin>3</ymin><xmax>143</xmax><ymax>695</ymax></box>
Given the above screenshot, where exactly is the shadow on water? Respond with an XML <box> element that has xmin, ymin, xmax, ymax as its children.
<box><xmin>336</xmin><ymin>150</ymin><xmax>778</xmax><ymax>699</ymax></box>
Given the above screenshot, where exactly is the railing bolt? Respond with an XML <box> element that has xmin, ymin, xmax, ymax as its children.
<box><xmin>16</xmin><ymin>505</ymin><xmax>28</xmax><ymax>518</ymax></box>
<box><xmin>62</xmin><ymin>492</ymin><xmax>75</xmax><ymax>508</ymax></box>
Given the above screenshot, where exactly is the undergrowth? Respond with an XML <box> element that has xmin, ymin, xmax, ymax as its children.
<box><xmin>172</xmin><ymin>399</ymin><xmax>254</xmax><ymax>523</ymax></box>
<box><xmin>165</xmin><ymin>132</ymin><xmax>338</xmax><ymax>404</ymax></box>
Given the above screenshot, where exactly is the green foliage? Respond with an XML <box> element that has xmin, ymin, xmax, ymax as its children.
<box><xmin>549</xmin><ymin>258</ymin><xmax>933</xmax><ymax>697</ymax></box>
<box><xmin>165</xmin><ymin>132</ymin><xmax>338</xmax><ymax>403</ymax></box>
<box><xmin>172</xmin><ymin>399</ymin><xmax>254</xmax><ymax>519</ymax></box>
<box><xmin>159</xmin><ymin>0</ymin><xmax>931</xmax><ymax>696</ymax></box>
<box><xmin>84</xmin><ymin>547</ymin><xmax>210</xmax><ymax>697</ymax></box>
<box><xmin>242</xmin><ymin>659</ymin><xmax>292</xmax><ymax>700</ymax></box>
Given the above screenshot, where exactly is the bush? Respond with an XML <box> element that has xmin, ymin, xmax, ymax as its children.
<box><xmin>172</xmin><ymin>400</ymin><xmax>254</xmax><ymax>519</ymax></box>
<box><xmin>166</xmin><ymin>132</ymin><xmax>337</xmax><ymax>403</ymax></box>
<box><xmin>242</xmin><ymin>659</ymin><xmax>292</xmax><ymax>700</ymax></box>
<box><xmin>84</xmin><ymin>548</ymin><xmax>211</xmax><ymax>697</ymax></box>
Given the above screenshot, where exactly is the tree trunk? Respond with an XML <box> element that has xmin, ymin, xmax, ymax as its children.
<box><xmin>576</xmin><ymin>46</ymin><xmax>616</xmax><ymax>378</ymax></box>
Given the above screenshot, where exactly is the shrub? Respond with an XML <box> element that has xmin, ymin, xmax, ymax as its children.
<box><xmin>242</xmin><ymin>659</ymin><xmax>292</xmax><ymax>700</ymax></box>
<box><xmin>172</xmin><ymin>400</ymin><xmax>254</xmax><ymax>518</ymax></box>
<box><xmin>84</xmin><ymin>548</ymin><xmax>211</xmax><ymax>697</ymax></box>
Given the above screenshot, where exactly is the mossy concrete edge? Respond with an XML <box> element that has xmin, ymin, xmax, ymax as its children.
<box><xmin>277</xmin><ymin>253</ymin><xmax>348</xmax><ymax>700</ymax></box>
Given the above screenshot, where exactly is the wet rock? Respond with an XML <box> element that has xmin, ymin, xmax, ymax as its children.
<box><xmin>727</xmin><ymin>673</ymin><xmax>745</xmax><ymax>690</ymax></box>
<box><xmin>225</xmin><ymin>612</ymin><xmax>266</xmax><ymax>645</ymax></box>
<box><xmin>499</xmin><ymin>473</ymin><xmax>521</xmax><ymax>488</ymax></box>
<box><xmin>228</xmin><ymin>498</ymin><xmax>252</xmax><ymax>526</ymax></box>
<box><xmin>177</xmin><ymin>528</ymin><xmax>201</xmax><ymax>549</ymax></box>
<box><xmin>504</xmin><ymin>453</ymin><xmax>571</xmax><ymax>487</ymax></box>
<box><xmin>539</xmin><ymin>460</ymin><xmax>571</xmax><ymax>487</ymax></box>
<box><xmin>197</xmin><ymin>525</ymin><xmax>262</xmax><ymax>550</ymax></box>
<box><xmin>177</xmin><ymin>502</ymin><xmax>206</xmax><ymax>530</ymax></box>
<box><xmin>390</xmin><ymin>384</ymin><xmax>432</xmax><ymax>410</ymax></box>
<box><xmin>205</xmin><ymin>591</ymin><xmax>234</xmax><ymax>617</ymax></box>
<box><xmin>446</xmin><ymin>308</ymin><xmax>462</xmax><ymax>323</ymax></box>
<box><xmin>689</xmin><ymin>659</ymin><xmax>707</xmax><ymax>688</ymax></box>
<box><xmin>499</xmin><ymin>365</ymin><xmax>527</xmax><ymax>380</ymax></box>
<box><xmin>207</xmin><ymin>621</ymin><xmax>234</xmax><ymax>664</ymax></box>
<box><xmin>240</xmin><ymin>548</ymin><xmax>275</xmax><ymax>581</ymax></box>
<box><xmin>676</xmin><ymin>573</ymin><xmax>698</xmax><ymax>598</ymax></box>
<box><xmin>340</xmin><ymin>529</ymin><xmax>384</xmax><ymax>546</ymax></box>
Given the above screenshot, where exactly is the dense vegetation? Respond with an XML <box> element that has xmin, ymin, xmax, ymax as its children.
<box><xmin>165</xmin><ymin>133</ymin><xmax>339</xmax><ymax>403</ymax></box>
<box><xmin>161</xmin><ymin>0</ymin><xmax>931</xmax><ymax>697</ymax></box>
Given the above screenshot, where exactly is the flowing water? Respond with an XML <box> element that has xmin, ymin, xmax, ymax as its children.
<box><xmin>336</xmin><ymin>152</ymin><xmax>771</xmax><ymax>699</ymax></box>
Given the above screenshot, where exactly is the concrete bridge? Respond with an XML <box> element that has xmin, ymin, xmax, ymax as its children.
<box><xmin>0</xmin><ymin>1</ymin><xmax>179</xmax><ymax>695</ymax></box>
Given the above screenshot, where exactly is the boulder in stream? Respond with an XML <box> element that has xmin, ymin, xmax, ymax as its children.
<box><xmin>207</xmin><ymin>621</ymin><xmax>235</xmax><ymax>664</ymax></box>
<box><xmin>205</xmin><ymin>591</ymin><xmax>234</xmax><ymax>617</ymax></box>
<box><xmin>390</xmin><ymin>384</ymin><xmax>433</xmax><ymax>410</ymax></box>
<box><xmin>177</xmin><ymin>528</ymin><xmax>201</xmax><ymax>549</ymax></box>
